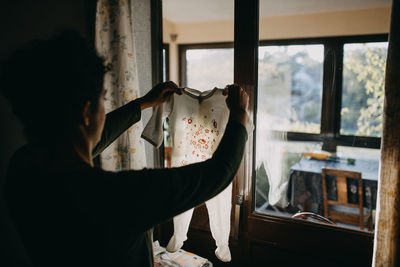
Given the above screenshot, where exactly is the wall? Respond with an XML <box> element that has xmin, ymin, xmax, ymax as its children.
<box><xmin>258</xmin><ymin>7</ymin><xmax>391</xmax><ymax>40</ymax></box>
<box><xmin>163</xmin><ymin>19</ymin><xmax>180</xmax><ymax>85</ymax></box>
<box><xmin>163</xmin><ymin>7</ymin><xmax>391</xmax><ymax>83</ymax></box>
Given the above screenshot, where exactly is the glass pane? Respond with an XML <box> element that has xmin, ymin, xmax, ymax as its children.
<box><xmin>255</xmin><ymin>0</ymin><xmax>389</xmax><ymax>235</ymax></box>
<box><xmin>255</xmin><ymin>139</ymin><xmax>380</xmax><ymax>232</ymax></box>
<box><xmin>258</xmin><ymin>45</ymin><xmax>323</xmax><ymax>133</ymax></box>
<box><xmin>256</xmin><ymin>44</ymin><xmax>324</xmax><ymax>222</ymax></box>
<box><xmin>185</xmin><ymin>48</ymin><xmax>233</xmax><ymax>91</ymax></box>
<box><xmin>255</xmin><ymin>141</ymin><xmax>322</xmax><ymax>212</ymax></box>
<box><xmin>163</xmin><ymin>0</ymin><xmax>234</xmax><ymax>89</ymax></box>
<box><xmin>341</xmin><ymin>42</ymin><xmax>388</xmax><ymax>137</ymax></box>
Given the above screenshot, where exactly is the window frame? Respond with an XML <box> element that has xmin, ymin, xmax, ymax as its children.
<box><xmin>258</xmin><ymin>34</ymin><xmax>388</xmax><ymax>151</ymax></box>
<box><xmin>250</xmin><ymin>35</ymin><xmax>388</xmax><ymax>237</ymax></box>
<box><xmin>178</xmin><ymin>35</ymin><xmax>388</xmax><ymax>229</ymax></box>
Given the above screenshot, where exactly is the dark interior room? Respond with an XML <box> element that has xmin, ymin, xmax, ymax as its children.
<box><xmin>1</xmin><ymin>0</ymin><xmax>399</xmax><ymax>266</ymax></box>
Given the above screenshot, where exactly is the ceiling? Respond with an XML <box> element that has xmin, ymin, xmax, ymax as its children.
<box><xmin>163</xmin><ymin>0</ymin><xmax>391</xmax><ymax>23</ymax></box>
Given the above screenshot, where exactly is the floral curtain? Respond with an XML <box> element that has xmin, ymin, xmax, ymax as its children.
<box><xmin>95</xmin><ymin>0</ymin><xmax>146</xmax><ymax>171</ymax></box>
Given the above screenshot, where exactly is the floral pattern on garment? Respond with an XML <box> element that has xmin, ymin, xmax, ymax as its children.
<box><xmin>95</xmin><ymin>0</ymin><xmax>146</xmax><ymax>171</ymax></box>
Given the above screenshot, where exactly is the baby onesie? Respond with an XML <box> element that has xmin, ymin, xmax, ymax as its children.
<box><xmin>142</xmin><ymin>88</ymin><xmax>238</xmax><ymax>262</ymax></box>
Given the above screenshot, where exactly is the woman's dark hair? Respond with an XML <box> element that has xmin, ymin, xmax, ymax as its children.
<box><xmin>0</xmin><ymin>30</ymin><xmax>105</xmax><ymax>141</ymax></box>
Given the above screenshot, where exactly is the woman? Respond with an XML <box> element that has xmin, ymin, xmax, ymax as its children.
<box><xmin>1</xmin><ymin>31</ymin><xmax>249</xmax><ymax>266</ymax></box>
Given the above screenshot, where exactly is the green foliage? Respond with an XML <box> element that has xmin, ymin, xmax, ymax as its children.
<box><xmin>341</xmin><ymin>45</ymin><xmax>387</xmax><ymax>137</ymax></box>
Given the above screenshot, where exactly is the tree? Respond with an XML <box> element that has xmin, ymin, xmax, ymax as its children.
<box><xmin>341</xmin><ymin>45</ymin><xmax>387</xmax><ymax>137</ymax></box>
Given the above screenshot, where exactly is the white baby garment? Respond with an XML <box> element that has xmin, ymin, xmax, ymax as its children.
<box><xmin>142</xmin><ymin>87</ymin><xmax>242</xmax><ymax>262</ymax></box>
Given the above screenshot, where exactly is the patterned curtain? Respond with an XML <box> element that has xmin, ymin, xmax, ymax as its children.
<box><xmin>95</xmin><ymin>0</ymin><xmax>146</xmax><ymax>171</ymax></box>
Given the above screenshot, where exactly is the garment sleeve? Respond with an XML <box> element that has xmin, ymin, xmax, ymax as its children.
<box><xmin>76</xmin><ymin>120</ymin><xmax>247</xmax><ymax>234</ymax></box>
<box><xmin>92</xmin><ymin>100</ymin><xmax>142</xmax><ymax>157</ymax></box>
<box><xmin>141</xmin><ymin>96</ymin><xmax>173</xmax><ymax>148</ymax></box>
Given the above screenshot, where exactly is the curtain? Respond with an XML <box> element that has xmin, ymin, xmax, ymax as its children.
<box><xmin>256</xmin><ymin>118</ymin><xmax>288</xmax><ymax>208</ymax></box>
<box><xmin>95</xmin><ymin>0</ymin><xmax>146</xmax><ymax>171</ymax></box>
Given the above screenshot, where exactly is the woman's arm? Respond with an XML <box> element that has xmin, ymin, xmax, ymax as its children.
<box><xmin>92</xmin><ymin>81</ymin><xmax>180</xmax><ymax>157</ymax></box>
<box><xmin>77</xmin><ymin>118</ymin><xmax>247</xmax><ymax>234</ymax></box>
<box><xmin>80</xmin><ymin>85</ymin><xmax>249</xmax><ymax>233</ymax></box>
<box><xmin>92</xmin><ymin>99</ymin><xmax>142</xmax><ymax>157</ymax></box>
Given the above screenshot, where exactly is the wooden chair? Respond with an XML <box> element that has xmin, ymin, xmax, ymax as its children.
<box><xmin>321</xmin><ymin>168</ymin><xmax>373</xmax><ymax>231</ymax></box>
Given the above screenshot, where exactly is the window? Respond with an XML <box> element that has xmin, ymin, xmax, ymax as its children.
<box><xmin>178</xmin><ymin>37</ymin><xmax>387</xmax><ymax>232</ymax></box>
<box><xmin>164</xmin><ymin>44</ymin><xmax>234</xmax><ymax>168</ymax></box>
<box><xmin>258</xmin><ymin>44</ymin><xmax>324</xmax><ymax>134</ymax></box>
<box><xmin>180</xmin><ymin>44</ymin><xmax>234</xmax><ymax>90</ymax></box>
<box><xmin>255</xmin><ymin>35</ymin><xmax>388</xmax><ymax>232</ymax></box>
<box><xmin>341</xmin><ymin>42</ymin><xmax>387</xmax><ymax>138</ymax></box>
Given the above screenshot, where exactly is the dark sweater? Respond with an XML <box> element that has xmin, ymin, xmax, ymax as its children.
<box><xmin>5</xmin><ymin>100</ymin><xmax>248</xmax><ymax>267</ymax></box>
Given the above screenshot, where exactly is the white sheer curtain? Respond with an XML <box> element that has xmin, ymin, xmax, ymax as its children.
<box><xmin>95</xmin><ymin>0</ymin><xmax>146</xmax><ymax>171</ymax></box>
<box><xmin>256</xmin><ymin>115</ymin><xmax>288</xmax><ymax>207</ymax></box>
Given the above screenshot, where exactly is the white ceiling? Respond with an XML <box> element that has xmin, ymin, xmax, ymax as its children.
<box><xmin>163</xmin><ymin>0</ymin><xmax>391</xmax><ymax>23</ymax></box>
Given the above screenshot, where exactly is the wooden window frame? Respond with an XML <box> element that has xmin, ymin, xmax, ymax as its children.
<box><xmin>176</xmin><ymin>27</ymin><xmax>387</xmax><ymax>267</ymax></box>
<box><xmin>178</xmin><ymin>37</ymin><xmax>388</xmax><ymax>230</ymax></box>
<box><xmin>249</xmin><ymin>35</ymin><xmax>387</xmax><ymax>246</ymax></box>
<box><xmin>258</xmin><ymin>34</ymin><xmax>388</xmax><ymax>151</ymax></box>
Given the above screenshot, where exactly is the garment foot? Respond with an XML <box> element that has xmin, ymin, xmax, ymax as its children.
<box><xmin>166</xmin><ymin>235</ymin><xmax>184</xmax><ymax>253</ymax></box>
<box><xmin>215</xmin><ymin>244</ymin><xmax>231</xmax><ymax>262</ymax></box>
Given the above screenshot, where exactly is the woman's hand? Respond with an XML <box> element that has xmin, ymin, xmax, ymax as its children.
<box><xmin>137</xmin><ymin>81</ymin><xmax>181</xmax><ymax>110</ymax></box>
<box><xmin>223</xmin><ymin>84</ymin><xmax>249</xmax><ymax>127</ymax></box>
